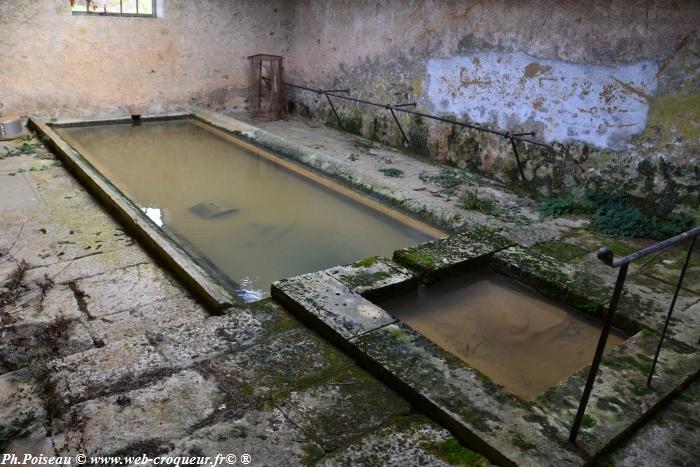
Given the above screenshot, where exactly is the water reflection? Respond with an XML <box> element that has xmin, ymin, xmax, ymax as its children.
<box><xmin>142</xmin><ymin>206</ymin><xmax>163</xmax><ymax>227</ymax></box>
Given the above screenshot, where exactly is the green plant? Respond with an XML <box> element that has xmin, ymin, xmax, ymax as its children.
<box><xmin>19</xmin><ymin>132</ymin><xmax>37</xmax><ymax>142</ymax></box>
<box><xmin>539</xmin><ymin>194</ymin><xmax>694</xmax><ymax>240</ymax></box>
<box><xmin>538</xmin><ymin>196</ymin><xmax>593</xmax><ymax>217</ymax></box>
<box><xmin>419</xmin><ymin>168</ymin><xmax>466</xmax><ymax>195</ymax></box>
<box><xmin>378</xmin><ymin>167</ymin><xmax>404</xmax><ymax>178</ymax></box>
<box><xmin>462</xmin><ymin>190</ymin><xmax>497</xmax><ymax>214</ymax></box>
<box><xmin>593</xmin><ymin>197</ymin><xmax>693</xmax><ymax>239</ymax></box>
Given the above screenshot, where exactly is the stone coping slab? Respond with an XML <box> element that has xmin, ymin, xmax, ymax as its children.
<box><xmin>392</xmin><ymin>229</ymin><xmax>513</xmax><ymax>282</ymax></box>
<box><xmin>535</xmin><ymin>330</ymin><xmax>700</xmax><ymax>460</ymax></box>
<box><xmin>272</xmin><ymin>271</ymin><xmax>396</xmax><ymax>341</ymax></box>
<box><xmin>492</xmin><ymin>245</ymin><xmax>613</xmax><ymax>317</ymax></box>
<box><xmin>353</xmin><ymin>322</ymin><xmax>586</xmax><ymax>467</ymax></box>
<box><xmin>325</xmin><ymin>256</ymin><xmax>416</xmax><ymax>298</ymax></box>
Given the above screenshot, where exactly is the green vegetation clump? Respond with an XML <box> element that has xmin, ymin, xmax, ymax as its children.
<box><xmin>461</xmin><ymin>190</ymin><xmax>497</xmax><ymax>214</ymax></box>
<box><xmin>593</xmin><ymin>197</ymin><xmax>693</xmax><ymax>239</ymax></box>
<box><xmin>419</xmin><ymin>168</ymin><xmax>466</xmax><ymax>195</ymax></box>
<box><xmin>581</xmin><ymin>414</ymin><xmax>597</xmax><ymax>429</ymax></box>
<box><xmin>421</xmin><ymin>438</ymin><xmax>488</xmax><ymax>466</ymax></box>
<box><xmin>353</xmin><ymin>257</ymin><xmax>381</xmax><ymax>268</ymax></box>
<box><xmin>538</xmin><ymin>196</ymin><xmax>594</xmax><ymax>217</ymax></box>
<box><xmin>538</xmin><ymin>195</ymin><xmax>694</xmax><ymax>240</ymax></box>
<box><xmin>378</xmin><ymin>167</ymin><xmax>404</xmax><ymax>178</ymax></box>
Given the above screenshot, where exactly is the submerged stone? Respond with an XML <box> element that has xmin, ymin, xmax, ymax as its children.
<box><xmin>189</xmin><ymin>201</ymin><xmax>240</xmax><ymax>219</ymax></box>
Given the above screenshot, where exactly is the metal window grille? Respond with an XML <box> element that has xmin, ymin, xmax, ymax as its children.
<box><xmin>71</xmin><ymin>1</ymin><xmax>156</xmax><ymax>18</ymax></box>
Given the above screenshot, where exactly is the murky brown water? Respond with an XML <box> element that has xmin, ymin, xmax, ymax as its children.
<box><xmin>56</xmin><ymin>119</ymin><xmax>437</xmax><ymax>301</ymax></box>
<box><xmin>376</xmin><ymin>271</ymin><xmax>625</xmax><ymax>400</ymax></box>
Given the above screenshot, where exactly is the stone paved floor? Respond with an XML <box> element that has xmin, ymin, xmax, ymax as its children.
<box><xmin>1</xmin><ymin>122</ymin><xmax>698</xmax><ymax>466</ymax></box>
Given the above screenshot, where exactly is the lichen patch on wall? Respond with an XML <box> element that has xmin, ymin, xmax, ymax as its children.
<box><xmin>426</xmin><ymin>53</ymin><xmax>658</xmax><ymax>150</ymax></box>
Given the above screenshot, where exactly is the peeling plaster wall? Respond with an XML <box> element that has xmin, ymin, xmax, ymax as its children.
<box><xmin>285</xmin><ymin>0</ymin><xmax>700</xmax><ymax>218</ymax></box>
<box><xmin>0</xmin><ymin>0</ymin><xmax>293</xmax><ymax>118</ymax></box>
<box><xmin>426</xmin><ymin>54</ymin><xmax>658</xmax><ymax>150</ymax></box>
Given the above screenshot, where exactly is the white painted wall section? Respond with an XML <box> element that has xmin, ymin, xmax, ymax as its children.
<box><xmin>426</xmin><ymin>53</ymin><xmax>658</xmax><ymax>149</ymax></box>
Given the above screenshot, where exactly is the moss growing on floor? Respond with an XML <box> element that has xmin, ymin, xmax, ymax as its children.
<box><xmin>461</xmin><ymin>190</ymin><xmax>498</xmax><ymax>215</ymax></box>
<box><xmin>352</xmin><ymin>257</ymin><xmax>382</xmax><ymax>268</ymax></box>
<box><xmin>378</xmin><ymin>167</ymin><xmax>404</xmax><ymax>178</ymax></box>
<box><xmin>420</xmin><ymin>437</ymin><xmax>489</xmax><ymax>466</ymax></box>
<box><xmin>532</xmin><ymin>240</ymin><xmax>588</xmax><ymax>263</ymax></box>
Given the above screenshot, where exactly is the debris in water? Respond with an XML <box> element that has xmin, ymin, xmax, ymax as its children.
<box><xmin>189</xmin><ymin>201</ymin><xmax>239</xmax><ymax>219</ymax></box>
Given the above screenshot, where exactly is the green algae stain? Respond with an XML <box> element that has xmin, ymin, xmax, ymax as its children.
<box><xmin>353</xmin><ymin>256</ymin><xmax>381</xmax><ymax>268</ymax></box>
<box><xmin>395</xmin><ymin>249</ymin><xmax>436</xmax><ymax>271</ymax></box>
<box><xmin>420</xmin><ymin>437</ymin><xmax>489</xmax><ymax>466</ymax></box>
<box><xmin>581</xmin><ymin>414</ymin><xmax>597</xmax><ymax>429</ymax></box>
<box><xmin>645</xmin><ymin>94</ymin><xmax>700</xmax><ymax>146</ymax></box>
<box><xmin>532</xmin><ymin>240</ymin><xmax>588</xmax><ymax>263</ymax></box>
<box><xmin>411</xmin><ymin>76</ymin><xmax>424</xmax><ymax>96</ymax></box>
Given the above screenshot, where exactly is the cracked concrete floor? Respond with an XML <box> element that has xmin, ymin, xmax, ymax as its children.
<box><xmin>1</xmin><ymin>126</ymin><xmax>698</xmax><ymax>466</ymax></box>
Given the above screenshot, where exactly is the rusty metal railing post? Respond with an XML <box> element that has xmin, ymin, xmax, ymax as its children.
<box><xmin>319</xmin><ymin>89</ymin><xmax>349</xmax><ymax>128</ymax></box>
<box><xmin>647</xmin><ymin>233</ymin><xmax>697</xmax><ymax>388</ymax></box>
<box><xmin>282</xmin><ymin>80</ymin><xmax>556</xmax><ymax>179</ymax></box>
<box><xmin>507</xmin><ymin>135</ymin><xmax>526</xmax><ymax>182</ymax></box>
<box><xmin>569</xmin><ymin>257</ymin><xmax>629</xmax><ymax>444</ymax></box>
<box><xmin>324</xmin><ymin>93</ymin><xmax>342</xmax><ymax>128</ymax></box>
<box><xmin>387</xmin><ymin>103</ymin><xmax>416</xmax><ymax>147</ymax></box>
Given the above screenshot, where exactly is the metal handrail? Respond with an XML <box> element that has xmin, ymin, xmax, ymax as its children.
<box><xmin>283</xmin><ymin>80</ymin><xmax>556</xmax><ymax>181</ymax></box>
<box><xmin>569</xmin><ymin>224</ymin><xmax>700</xmax><ymax>443</ymax></box>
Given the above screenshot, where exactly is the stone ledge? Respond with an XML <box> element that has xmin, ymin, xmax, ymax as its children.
<box><xmin>393</xmin><ymin>229</ymin><xmax>512</xmax><ymax>282</ymax></box>
<box><xmin>535</xmin><ymin>330</ymin><xmax>700</xmax><ymax>459</ymax></box>
<box><xmin>493</xmin><ymin>245</ymin><xmax>613</xmax><ymax>318</ymax></box>
<box><xmin>352</xmin><ymin>322</ymin><xmax>586</xmax><ymax>467</ymax></box>
<box><xmin>271</xmin><ymin>271</ymin><xmax>396</xmax><ymax>342</ymax></box>
<box><xmin>325</xmin><ymin>256</ymin><xmax>417</xmax><ymax>299</ymax></box>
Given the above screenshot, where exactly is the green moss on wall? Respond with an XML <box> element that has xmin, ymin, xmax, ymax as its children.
<box><xmin>645</xmin><ymin>94</ymin><xmax>700</xmax><ymax>146</ymax></box>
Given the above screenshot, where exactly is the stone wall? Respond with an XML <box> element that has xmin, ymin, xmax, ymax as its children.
<box><xmin>2</xmin><ymin>0</ymin><xmax>698</xmax><ymax>218</ymax></box>
<box><xmin>0</xmin><ymin>0</ymin><xmax>293</xmax><ymax>119</ymax></box>
<box><xmin>284</xmin><ymin>0</ymin><xmax>700</xmax><ymax>219</ymax></box>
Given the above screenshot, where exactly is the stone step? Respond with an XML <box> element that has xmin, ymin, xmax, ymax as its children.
<box><xmin>534</xmin><ymin>329</ymin><xmax>700</xmax><ymax>460</ymax></box>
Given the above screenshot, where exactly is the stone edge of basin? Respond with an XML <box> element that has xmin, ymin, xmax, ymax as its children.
<box><xmin>271</xmin><ymin>233</ymin><xmax>591</xmax><ymax>466</ymax></box>
<box><xmin>28</xmin><ymin>116</ymin><xmax>238</xmax><ymax>315</ymax></box>
<box><xmin>194</xmin><ymin>110</ymin><xmax>475</xmax><ymax>235</ymax></box>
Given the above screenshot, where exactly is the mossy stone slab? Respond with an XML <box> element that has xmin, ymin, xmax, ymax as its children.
<box><xmin>51</xmin><ymin>370</ymin><xmax>223</xmax><ymax>456</ymax></box>
<box><xmin>326</xmin><ymin>256</ymin><xmax>416</xmax><ymax>297</ymax></box>
<box><xmin>198</xmin><ymin>327</ymin><xmax>354</xmax><ymax>402</ymax></box>
<box><xmin>0</xmin><ymin>369</ymin><xmax>46</xmax><ymax>440</ymax></box>
<box><xmin>393</xmin><ymin>230</ymin><xmax>512</xmax><ymax>282</ymax></box>
<box><xmin>597</xmin><ymin>377</ymin><xmax>700</xmax><ymax>467</ymax></box>
<box><xmin>271</xmin><ymin>271</ymin><xmax>396</xmax><ymax>340</ymax></box>
<box><xmin>316</xmin><ymin>416</ymin><xmax>484</xmax><ymax>466</ymax></box>
<box><xmin>353</xmin><ymin>322</ymin><xmax>585</xmax><ymax>467</ymax></box>
<box><xmin>640</xmin><ymin>247</ymin><xmax>700</xmax><ymax>295</ymax></box>
<box><xmin>535</xmin><ymin>331</ymin><xmax>700</xmax><ymax>458</ymax></box>
<box><xmin>167</xmin><ymin>404</ymin><xmax>323</xmax><ymax>467</ymax></box>
<box><xmin>274</xmin><ymin>364</ymin><xmax>414</xmax><ymax>454</ymax></box>
<box><xmin>147</xmin><ymin>309</ymin><xmax>264</xmax><ymax>367</ymax></box>
<box><xmin>616</xmin><ymin>280</ymin><xmax>700</xmax><ymax>348</ymax></box>
<box><xmin>492</xmin><ymin>246</ymin><xmax>612</xmax><ymax>318</ymax></box>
